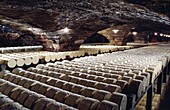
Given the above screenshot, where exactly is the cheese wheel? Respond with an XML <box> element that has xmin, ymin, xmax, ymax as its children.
<box><xmin>50</xmin><ymin>54</ymin><xmax>56</xmax><ymax>62</ymax></box>
<box><xmin>32</xmin><ymin>56</ymin><xmax>39</xmax><ymax>64</ymax></box>
<box><xmin>81</xmin><ymin>87</ymin><xmax>97</xmax><ymax>97</ymax></box>
<box><xmin>18</xmin><ymin>79</ymin><xmax>28</xmax><ymax>86</ymax></box>
<box><xmin>115</xmin><ymin>80</ymin><xmax>128</xmax><ymax>91</ymax></box>
<box><xmin>30</xmin><ymin>83</ymin><xmax>42</xmax><ymax>92</ymax></box>
<box><xmin>85</xmin><ymin>80</ymin><xmax>98</xmax><ymax>88</ymax></box>
<box><xmin>96</xmin><ymin>100</ymin><xmax>119</xmax><ymax>110</ymax></box>
<box><xmin>0</xmin><ymin>102</ymin><xmax>23</xmax><ymax>110</ymax></box>
<box><xmin>12</xmin><ymin>68</ymin><xmax>24</xmax><ymax>74</ymax></box>
<box><xmin>109</xmin><ymin>92</ymin><xmax>127</xmax><ymax>110</ymax></box>
<box><xmin>93</xmin><ymin>90</ymin><xmax>112</xmax><ymax>101</ymax></box>
<box><xmin>17</xmin><ymin>91</ymin><xmax>29</xmax><ymax>104</ymax></box>
<box><xmin>125</xmin><ymin>73</ymin><xmax>136</xmax><ymax>78</ymax></box>
<box><xmin>141</xmin><ymin>72</ymin><xmax>150</xmax><ymax>86</ymax></box>
<box><xmin>23</xmin><ymin>80</ymin><xmax>35</xmax><ymax>89</ymax></box>
<box><xmin>126</xmin><ymin>79</ymin><xmax>143</xmax><ymax>98</ymax></box>
<box><xmin>3</xmin><ymin>85</ymin><xmax>16</xmax><ymax>96</ymax></box>
<box><xmin>44</xmin><ymin>55</ymin><xmax>51</xmax><ymax>62</ymax></box>
<box><xmin>71</xmin><ymin>85</ymin><xmax>84</xmax><ymax>94</ymax></box>
<box><xmin>105</xmin><ymin>84</ymin><xmax>122</xmax><ymax>93</ymax></box>
<box><xmin>135</xmin><ymin>105</ymin><xmax>146</xmax><ymax>110</ymax></box>
<box><xmin>24</xmin><ymin>57</ymin><xmax>32</xmax><ymax>66</ymax></box>
<box><xmin>0</xmin><ymin>70</ymin><xmax>10</xmax><ymax>78</ymax></box>
<box><xmin>54</xmin><ymin>91</ymin><xmax>70</xmax><ymax>102</ymax></box>
<box><xmin>135</xmin><ymin>75</ymin><xmax>147</xmax><ymax>91</ymax></box>
<box><xmin>24</xmin><ymin>93</ymin><xmax>42</xmax><ymax>108</ymax></box>
<box><xmin>10</xmin><ymin>88</ymin><xmax>24</xmax><ymax>100</ymax></box>
<box><xmin>36</xmin><ymin>64</ymin><xmax>45</xmax><ymax>69</ymax></box>
<box><xmin>16</xmin><ymin>58</ymin><xmax>24</xmax><ymax>67</ymax></box>
<box><xmin>45</xmin><ymin>102</ymin><xmax>62</xmax><ymax>110</ymax></box>
<box><xmin>95</xmin><ymin>82</ymin><xmax>107</xmax><ymax>90</ymax></box>
<box><xmin>33</xmin><ymin>98</ymin><xmax>50</xmax><ymax>110</ymax></box>
<box><xmin>62</xmin><ymin>83</ymin><xmax>75</xmax><ymax>91</ymax></box>
<box><xmin>77</xmin><ymin>98</ymin><xmax>100</xmax><ymax>110</ymax></box>
<box><xmin>8</xmin><ymin>75</ymin><xmax>16</xmax><ymax>82</ymax></box>
<box><xmin>121</xmin><ymin>76</ymin><xmax>132</xmax><ymax>84</ymax></box>
<box><xmin>64</xmin><ymin>94</ymin><xmax>84</xmax><ymax>107</ymax></box>
<box><xmin>7</xmin><ymin>59</ymin><xmax>17</xmax><ymax>68</ymax></box>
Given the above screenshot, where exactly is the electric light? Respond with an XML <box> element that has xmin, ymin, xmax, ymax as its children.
<box><xmin>63</xmin><ymin>27</ymin><xmax>69</xmax><ymax>33</ymax></box>
<box><xmin>115</xmin><ymin>11</ymin><xmax>120</xmax><ymax>14</ymax></box>
<box><xmin>154</xmin><ymin>32</ymin><xmax>158</xmax><ymax>36</ymax></box>
<box><xmin>132</xmin><ymin>32</ymin><xmax>137</xmax><ymax>36</ymax></box>
<box><xmin>112</xmin><ymin>29</ymin><xmax>119</xmax><ymax>33</ymax></box>
<box><xmin>160</xmin><ymin>33</ymin><xmax>163</xmax><ymax>36</ymax></box>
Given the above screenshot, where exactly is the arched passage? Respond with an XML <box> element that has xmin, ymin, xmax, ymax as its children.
<box><xmin>122</xmin><ymin>34</ymin><xmax>135</xmax><ymax>45</ymax></box>
<box><xmin>83</xmin><ymin>33</ymin><xmax>110</xmax><ymax>44</ymax></box>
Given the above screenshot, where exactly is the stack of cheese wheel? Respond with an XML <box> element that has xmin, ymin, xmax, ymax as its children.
<box><xmin>0</xmin><ymin>45</ymin><xmax>43</xmax><ymax>54</ymax></box>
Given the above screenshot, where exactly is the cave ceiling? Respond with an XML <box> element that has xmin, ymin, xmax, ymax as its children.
<box><xmin>0</xmin><ymin>0</ymin><xmax>170</xmax><ymax>51</ymax></box>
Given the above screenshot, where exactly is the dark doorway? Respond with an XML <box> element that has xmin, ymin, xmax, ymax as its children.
<box><xmin>122</xmin><ymin>34</ymin><xmax>135</xmax><ymax>45</ymax></box>
<box><xmin>83</xmin><ymin>33</ymin><xmax>109</xmax><ymax>44</ymax></box>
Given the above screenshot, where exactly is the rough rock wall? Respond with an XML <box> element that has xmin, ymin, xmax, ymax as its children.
<box><xmin>0</xmin><ymin>0</ymin><xmax>170</xmax><ymax>51</ymax></box>
<box><xmin>126</xmin><ymin>0</ymin><xmax>170</xmax><ymax>17</ymax></box>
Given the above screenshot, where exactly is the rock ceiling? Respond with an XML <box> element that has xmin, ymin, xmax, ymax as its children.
<box><xmin>0</xmin><ymin>0</ymin><xmax>170</xmax><ymax>51</ymax></box>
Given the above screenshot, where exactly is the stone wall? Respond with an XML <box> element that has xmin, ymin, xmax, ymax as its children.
<box><xmin>0</xmin><ymin>0</ymin><xmax>170</xmax><ymax>51</ymax></box>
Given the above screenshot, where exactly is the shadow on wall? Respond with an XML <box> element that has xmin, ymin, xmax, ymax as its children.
<box><xmin>83</xmin><ymin>33</ymin><xmax>110</xmax><ymax>44</ymax></box>
<box><xmin>0</xmin><ymin>34</ymin><xmax>40</xmax><ymax>47</ymax></box>
<box><xmin>122</xmin><ymin>34</ymin><xmax>135</xmax><ymax>45</ymax></box>
<box><xmin>0</xmin><ymin>25</ymin><xmax>40</xmax><ymax>47</ymax></box>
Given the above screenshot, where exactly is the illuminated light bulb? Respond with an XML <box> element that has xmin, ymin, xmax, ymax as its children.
<box><xmin>115</xmin><ymin>11</ymin><xmax>120</xmax><ymax>14</ymax></box>
<box><xmin>112</xmin><ymin>29</ymin><xmax>119</xmax><ymax>33</ymax></box>
<box><xmin>160</xmin><ymin>33</ymin><xmax>163</xmax><ymax>36</ymax></box>
<box><xmin>63</xmin><ymin>27</ymin><xmax>69</xmax><ymax>33</ymax></box>
<box><xmin>132</xmin><ymin>32</ymin><xmax>137</xmax><ymax>36</ymax></box>
<box><xmin>154</xmin><ymin>32</ymin><xmax>158</xmax><ymax>36</ymax></box>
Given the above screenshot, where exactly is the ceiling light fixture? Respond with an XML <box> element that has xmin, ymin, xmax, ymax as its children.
<box><xmin>112</xmin><ymin>29</ymin><xmax>119</xmax><ymax>34</ymax></box>
<box><xmin>115</xmin><ymin>11</ymin><xmax>120</xmax><ymax>14</ymax></box>
<box><xmin>160</xmin><ymin>33</ymin><xmax>163</xmax><ymax>36</ymax></box>
<box><xmin>57</xmin><ymin>27</ymin><xmax>72</xmax><ymax>34</ymax></box>
<box><xmin>154</xmin><ymin>32</ymin><xmax>158</xmax><ymax>36</ymax></box>
<box><xmin>63</xmin><ymin>27</ymin><xmax>69</xmax><ymax>33</ymax></box>
<box><xmin>132</xmin><ymin>32</ymin><xmax>137</xmax><ymax>36</ymax></box>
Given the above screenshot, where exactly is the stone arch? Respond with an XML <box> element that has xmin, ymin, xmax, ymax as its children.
<box><xmin>122</xmin><ymin>33</ymin><xmax>135</xmax><ymax>45</ymax></box>
<box><xmin>83</xmin><ymin>33</ymin><xmax>110</xmax><ymax>44</ymax></box>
